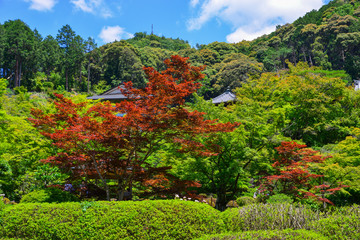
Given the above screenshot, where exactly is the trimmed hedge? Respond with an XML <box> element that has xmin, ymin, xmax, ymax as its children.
<box><xmin>1</xmin><ymin>201</ymin><xmax>359</xmax><ymax>239</ymax></box>
<box><xmin>235</xmin><ymin>196</ymin><xmax>256</xmax><ymax>207</ymax></box>
<box><xmin>195</xmin><ymin>229</ymin><xmax>327</xmax><ymax>240</ymax></box>
<box><xmin>267</xmin><ymin>194</ymin><xmax>293</xmax><ymax>204</ymax></box>
<box><xmin>309</xmin><ymin>205</ymin><xmax>360</xmax><ymax>239</ymax></box>
<box><xmin>222</xmin><ymin>203</ymin><xmax>322</xmax><ymax>232</ymax></box>
<box><xmin>20</xmin><ymin>188</ymin><xmax>80</xmax><ymax>203</ymax></box>
<box><xmin>0</xmin><ymin>200</ymin><xmax>224</xmax><ymax>240</ymax></box>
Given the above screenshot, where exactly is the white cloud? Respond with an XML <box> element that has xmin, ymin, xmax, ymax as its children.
<box><xmin>188</xmin><ymin>0</ymin><xmax>326</xmax><ymax>42</ymax></box>
<box><xmin>24</xmin><ymin>0</ymin><xmax>57</xmax><ymax>11</ymax></box>
<box><xmin>70</xmin><ymin>0</ymin><xmax>112</xmax><ymax>18</ymax></box>
<box><xmin>190</xmin><ymin>0</ymin><xmax>200</xmax><ymax>7</ymax></box>
<box><xmin>99</xmin><ymin>26</ymin><xmax>133</xmax><ymax>43</ymax></box>
<box><xmin>226</xmin><ymin>25</ymin><xmax>277</xmax><ymax>43</ymax></box>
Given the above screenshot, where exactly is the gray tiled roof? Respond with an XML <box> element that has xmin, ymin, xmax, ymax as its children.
<box><xmin>87</xmin><ymin>85</ymin><xmax>127</xmax><ymax>100</ymax></box>
<box><xmin>354</xmin><ymin>80</ymin><xmax>360</xmax><ymax>91</ymax></box>
<box><xmin>212</xmin><ymin>88</ymin><xmax>236</xmax><ymax>104</ymax></box>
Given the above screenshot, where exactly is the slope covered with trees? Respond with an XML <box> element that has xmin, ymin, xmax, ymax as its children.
<box><xmin>1</xmin><ymin>0</ymin><xmax>360</xmax><ymax>210</ymax></box>
<box><xmin>1</xmin><ymin>0</ymin><xmax>360</xmax><ymax>97</ymax></box>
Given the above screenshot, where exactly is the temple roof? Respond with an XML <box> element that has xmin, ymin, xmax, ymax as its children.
<box><xmin>212</xmin><ymin>87</ymin><xmax>236</xmax><ymax>105</ymax></box>
<box><xmin>354</xmin><ymin>80</ymin><xmax>360</xmax><ymax>91</ymax></box>
<box><xmin>87</xmin><ymin>85</ymin><xmax>127</xmax><ymax>101</ymax></box>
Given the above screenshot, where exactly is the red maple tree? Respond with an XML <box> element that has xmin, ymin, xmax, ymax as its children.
<box><xmin>260</xmin><ymin>141</ymin><xmax>346</xmax><ymax>206</ymax></box>
<box><xmin>30</xmin><ymin>55</ymin><xmax>238</xmax><ymax>200</ymax></box>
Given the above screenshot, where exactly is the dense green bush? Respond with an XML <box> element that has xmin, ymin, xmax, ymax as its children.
<box><xmin>267</xmin><ymin>194</ymin><xmax>293</xmax><ymax>204</ymax></box>
<box><xmin>235</xmin><ymin>196</ymin><xmax>256</xmax><ymax>207</ymax></box>
<box><xmin>222</xmin><ymin>203</ymin><xmax>322</xmax><ymax>232</ymax></box>
<box><xmin>195</xmin><ymin>229</ymin><xmax>327</xmax><ymax>240</ymax></box>
<box><xmin>309</xmin><ymin>205</ymin><xmax>360</xmax><ymax>239</ymax></box>
<box><xmin>0</xmin><ymin>200</ymin><xmax>224</xmax><ymax>240</ymax></box>
<box><xmin>1</xmin><ymin>200</ymin><xmax>359</xmax><ymax>239</ymax></box>
<box><xmin>20</xmin><ymin>188</ymin><xmax>79</xmax><ymax>203</ymax></box>
<box><xmin>0</xmin><ymin>199</ymin><xmax>4</xmax><ymax>213</ymax></box>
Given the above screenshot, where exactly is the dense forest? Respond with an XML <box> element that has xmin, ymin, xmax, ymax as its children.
<box><xmin>1</xmin><ymin>0</ymin><xmax>360</xmax><ymax>212</ymax></box>
<box><xmin>1</xmin><ymin>0</ymin><xmax>360</xmax><ymax>97</ymax></box>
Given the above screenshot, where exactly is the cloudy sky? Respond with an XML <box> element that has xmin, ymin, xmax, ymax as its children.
<box><xmin>0</xmin><ymin>0</ymin><xmax>331</xmax><ymax>46</ymax></box>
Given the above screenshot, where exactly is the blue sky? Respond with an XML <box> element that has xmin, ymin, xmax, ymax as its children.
<box><xmin>0</xmin><ymin>0</ymin><xmax>331</xmax><ymax>47</ymax></box>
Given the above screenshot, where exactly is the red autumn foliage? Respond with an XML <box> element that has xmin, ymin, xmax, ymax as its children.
<box><xmin>260</xmin><ymin>141</ymin><xmax>346</xmax><ymax>205</ymax></box>
<box><xmin>30</xmin><ymin>55</ymin><xmax>239</xmax><ymax>200</ymax></box>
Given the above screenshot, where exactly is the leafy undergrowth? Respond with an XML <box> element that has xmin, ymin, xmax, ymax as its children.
<box><xmin>194</xmin><ymin>229</ymin><xmax>327</xmax><ymax>240</ymax></box>
<box><xmin>0</xmin><ymin>200</ymin><xmax>224</xmax><ymax>240</ymax></box>
<box><xmin>0</xmin><ymin>201</ymin><xmax>359</xmax><ymax>240</ymax></box>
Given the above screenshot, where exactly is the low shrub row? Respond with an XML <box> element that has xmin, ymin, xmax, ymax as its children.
<box><xmin>308</xmin><ymin>206</ymin><xmax>360</xmax><ymax>239</ymax></box>
<box><xmin>20</xmin><ymin>188</ymin><xmax>80</xmax><ymax>204</ymax></box>
<box><xmin>0</xmin><ymin>200</ymin><xmax>224</xmax><ymax>240</ymax></box>
<box><xmin>222</xmin><ymin>203</ymin><xmax>322</xmax><ymax>232</ymax></box>
<box><xmin>195</xmin><ymin>229</ymin><xmax>327</xmax><ymax>240</ymax></box>
<box><xmin>0</xmin><ymin>201</ymin><xmax>359</xmax><ymax>239</ymax></box>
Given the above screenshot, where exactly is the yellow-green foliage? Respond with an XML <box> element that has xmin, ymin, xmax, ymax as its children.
<box><xmin>222</xmin><ymin>203</ymin><xmax>320</xmax><ymax>232</ymax></box>
<box><xmin>20</xmin><ymin>188</ymin><xmax>79</xmax><ymax>203</ymax></box>
<box><xmin>194</xmin><ymin>229</ymin><xmax>327</xmax><ymax>240</ymax></box>
<box><xmin>1</xmin><ymin>201</ymin><xmax>359</xmax><ymax>240</ymax></box>
<box><xmin>308</xmin><ymin>205</ymin><xmax>360</xmax><ymax>239</ymax></box>
<box><xmin>0</xmin><ymin>200</ymin><xmax>225</xmax><ymax>240</ymax></box>
<box><xmin>235</xmin><ymin>196</ymin><xmax>256</xmax><ymax>207</ymax></box>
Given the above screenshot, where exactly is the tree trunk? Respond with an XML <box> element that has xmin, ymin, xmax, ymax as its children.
<box><xmin>302</xmin><ymin>49</ymin><xmax>307</xmax><ymax>63</ymax></box>
<box><xmin>79</xmin><ymin>65</ymin><xmax>82</xmax><ymax>84</ymax></box>
<box><xmin>117</xmin><ymin>178</ymin><xmax>125</xmax><ymax>201</ymax></box>
<box><xmin>15</xmin><ymin>57</ymin><xmax>19</xmax><ymax>87</ymax></box>
<box><xmin>215</xmin><ymin>191</ymin><xmax>227</xmax><ymax>211</ymax></box>
<box><xmin>104</xmin><ymin>183</ymin><xmax>110</xmax><ymax>201</ymax></box>
<box><xmin>65</xmin><ymin>69</ymin><xmax>68</xmax><ymax>91</ymax></box>
<box><xmin>308</xmin><ymin>52</ymin><xmax>313</xmax><ymax>66</ymax></box>
<box><xmin>87</xmin><ymin>63</ymin><xmax>91</xmax><ymax>93</ymax></box>
<box><xmin>19</xmin><ymin>61</ymin><xmax>21</xmax><ymax>87</ymax></box>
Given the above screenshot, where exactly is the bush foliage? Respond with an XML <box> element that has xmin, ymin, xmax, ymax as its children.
<box><xmin>235</xmin><ymin>196</ymin><xmax>256</xmax><ymax>207</ymax></box>
<box><xmin>267</xmin><ymin>194</ymin><xmax>293</xmax><ymax>204</ymax></box>
<box><xmin>20</xmin><ymin>188</ymin><xmax>79</xmax><ymax>203</ymax></box>
<box><xmin>195</xmin><ymin>229</ymin><xmax>327</xmax><ymax>240</ymax></box>
<box><xmin>0</xmin><ymin>200</ymin><xmax>224</xmax><ymax>240</ymax></box>
<box><xmin>1</xmin><ymin>201</ymin><xmax>359</xmax><ymax>239</ymax></box>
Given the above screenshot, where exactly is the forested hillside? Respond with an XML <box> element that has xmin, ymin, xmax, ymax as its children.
<box><xmin>0</xmin><ymin>0</ymin><xmax>360</xmax><ymax>98</ymax></box>
<box><xmin>1</xmin><ymin>0</ymin><xmax>360</xmax><ymax>209</ymax></box>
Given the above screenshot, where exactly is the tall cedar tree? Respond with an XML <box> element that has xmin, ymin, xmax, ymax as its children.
<box><xmin>260</xmin><ymin>141</ymin><xmax>346</xmax><ymax>207</ymax></box>
<box><xmin>30</xmin><ymin>55</ymin><xmax>239</xmax><ymax>200</ymax></box>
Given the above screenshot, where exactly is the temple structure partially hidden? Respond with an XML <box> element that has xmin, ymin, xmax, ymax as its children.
<box><xmin>354</xmin><ymin>80</ymin><xmax>360</xmax><ymax>91</ymax></box>
<box><xmin>87</xmin><ymin>86</ymin><xmax>127</xmax><ymax>102</ymax></box>
<box><xmin>212</xmin><ymin>87</ymin><xmax>236</xmax><ymax>105</ymax></box>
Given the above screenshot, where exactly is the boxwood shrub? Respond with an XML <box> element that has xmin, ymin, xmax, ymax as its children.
<box><xmin>221</xmin><ymin>203</ymin><xmax>321</xmax><ymax>232</ymax></box>
<box><xmin>20</xmin><ymin>188</ymin><xmax>79</xmax><ymax>203</ymax></box>
<box><xmin>0</xmin><ymin>200</ymin><xmax>225</xmax><ymax>240</ymax></box>
<box><xmin>309</xmin><ymin>205</ymin><xmax>360</xmax><ymax>239</ymax></box>
<box><xmin>194</xmin><ymin>229</ymin><xmax>327</xmax><ymax>240</ymax></box>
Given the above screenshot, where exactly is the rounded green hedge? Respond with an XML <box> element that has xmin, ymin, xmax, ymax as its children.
<box><xmin>221</xmin><ymin>203</ymin><xmax>318</xmax><ymax>232</ymax></box>
<box><xmin>20</xmin><ymin>188</ymin><xmax>79</xmax><ymax>204</ymax></box>
<box><xmin>308</xmin><ymin>205</ymin><xmax>360</xmax><ymax>239</ymax></box>
<box><xmin>0</xmin><ymin>200</ymin><xmax>224</xmax><ymax>240</ymax></box>
<box><xmin>194</xmin><ymin>229</ymin><xmax>327</xmax><ymax>240</ymax></box>
<box><xmin>267</xmin><ymin>194</ymin><xmax>293</xmax><ymax>204</ymax></box>
<box><xmin>235</xmin><ymin>196</ymin><xmax>256</xmax><ymax>207</ymax></box>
